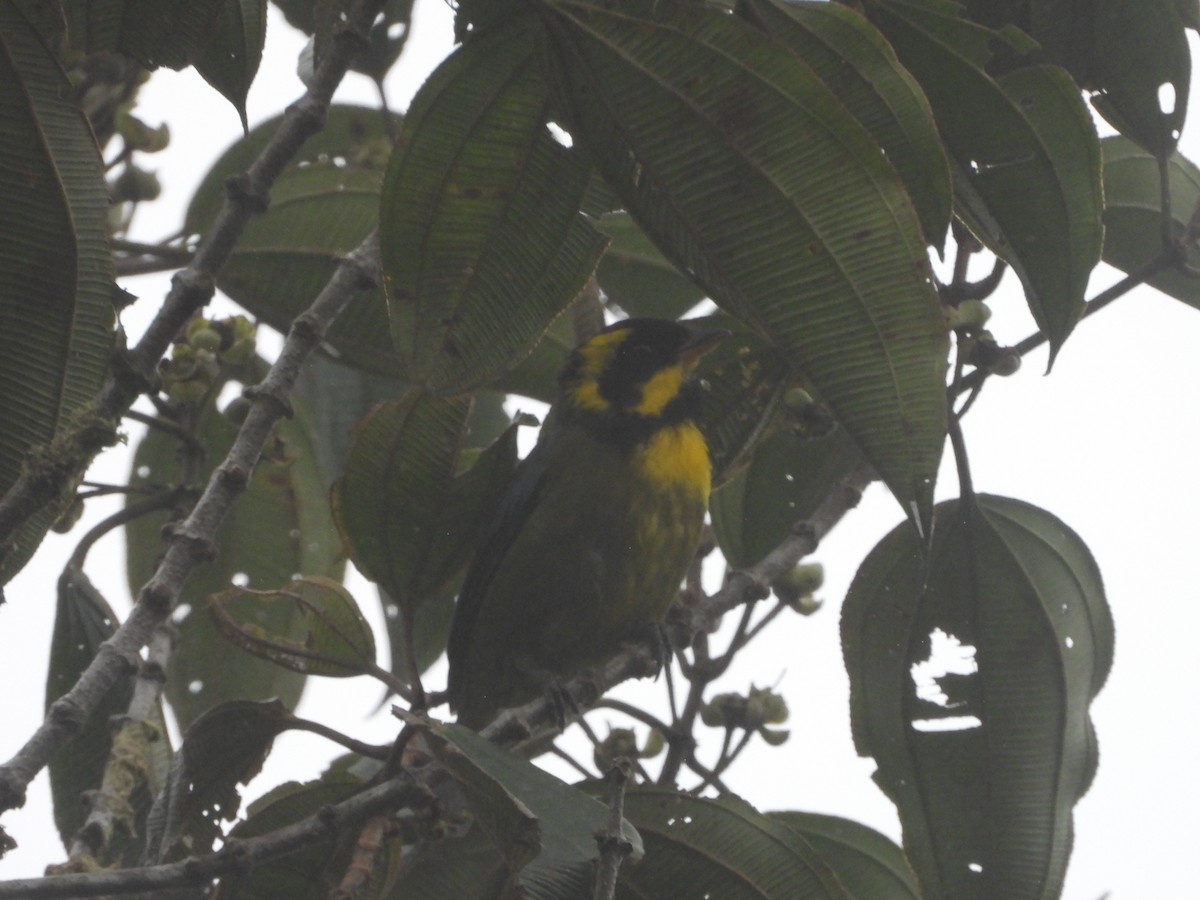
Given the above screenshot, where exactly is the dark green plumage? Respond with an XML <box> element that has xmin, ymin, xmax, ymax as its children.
<box><xmin>446</xmin><ymin>318</ymin><xmax>725</xmax><ymax>728</ymax></box>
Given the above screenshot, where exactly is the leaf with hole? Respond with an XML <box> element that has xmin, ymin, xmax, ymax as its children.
<box><xmin>841</xmin><ymin>494</ymin><xmax>1112</xmax><ymax>898</ymax></box>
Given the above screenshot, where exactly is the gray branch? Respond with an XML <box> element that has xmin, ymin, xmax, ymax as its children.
<box><xmin>0</xmin><ymin>233</ymin><xmax>382</xmax><ymax>815</ymax></box>
<box><xmin>0</xmin><ymin>775</ymin><xmax>425</xmax><ymax>899</ymax></box>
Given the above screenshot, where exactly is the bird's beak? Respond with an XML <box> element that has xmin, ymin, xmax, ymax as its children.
<box><xmin>678</xmin><ymin>327</ymin><xmax>731</xmax><ymax>367</ymax></box>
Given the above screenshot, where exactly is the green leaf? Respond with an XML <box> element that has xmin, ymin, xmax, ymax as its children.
<box><xmin>208</xmin><ymin>577</ymin><xmax>377</xmax><ymax>677</ymax></box>
<box><xmin>424</xmin><ymin>723</ymin><xmax>643</xmax><ymax>894</ymax></box>
<box><xmin>545</xmin><ymin>0</ymin><xmax>947</xmax><ymax>533</ymax></box>
<box><xmin>194</xmin><ymin>0</ymin><xmax>267</xmax><ymax>130</ymax></box>
<box><xmin>184</xmin><ymin>104</ymin><xmax>397</xmax><ymax>235</ymax></box>
<box><xmin>864</xmin><ymin>0</ymin><xmax>1102</xmax><ymax>365</ymax></box>
<box><xmin>711</xmin><ymin>426</ymin><xmax>863</xmax><ymax>570</ymax></box>
<box><xmin>212</xmin><ymin>775</ymin><xmax>388</xmax><ymax>900</ymax></box>
<box><xmin>616</xmin><ymin>788</ymin><xmax>850</xmax><ymax>899</ymax></box>
<box><xmin>380</xmin><ymin>19</ymin><xmax>608</xmax><ymax>393</ymax></box>
<box><xmin>770</xmin><ymin>812</ymin><xmax>921</xmax><ymax>900</ymax></box>
<box><xmin>220</xmin><ymin>163</ymin><xmax>396</xmax><ymax>373</ymax></box>
<box><xmin>841</xmin><ymin>495</ymin><xmax>1113</xmax><ymax>898</ymax></box>
<box><xmin>592</xmin><ymin>212</ymin><xmax>708</xmax><ymax>321</ymax></box>
<box><xmin>331</xmin><ymin>391</ymin><xmax>472</xmax><ymax>612</ymax></box>
<box><xmin>64</xmin><ymin>0</ymin><xmax>226</xmax><ymax>69</ymax></box>
<box><xmin>144</xmin><ymin>699</ymin><xmax>292</xmax><ymax>863</ymax></box>
<box><xmin>739</xmin><ymin>0</ymin><xmax>952</xmax><ymax>249</ymax></box>
<box><xmin>126</xmin><ymin>403</ymin><xmax>341</xmax><ymax>729</ymax></box>
<box><xmin>1100</xmin><ymin>135</ymin><xmax>1200</xmax><ymax>309</ymax></box>
<box><xmin>0</xmin><ymin>5</ymin><xmax>114</xmax><ymax>584</ymax></box>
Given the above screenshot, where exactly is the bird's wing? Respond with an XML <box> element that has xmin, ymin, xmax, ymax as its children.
<box><xmin>445</xmin><ymin>421</ymin><xmax>561</xmax><ymax>703</ymax></box>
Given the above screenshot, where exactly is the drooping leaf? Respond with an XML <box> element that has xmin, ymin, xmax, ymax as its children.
<box><xmin>143</xmin><ymin>699</ymin><xmax>293</xmax><ymax>863</ymax></box>
<box><xmin>841</xmin><ymin>495</ymin><xmax>1113</xmax><ymax>898</ymax></box>
<box><xmin>615</xmin><ymin>788</ymin><xmax>850</xmax><ymax>899</ymax></box>
<box><xmin>0</xmin><ymin>5</ymin><xmax>114</xmax><ymax>584</ymax></box>
<box><xmin>194</xmin><ymin>0</ymin><xmax>268</xmax><ymax>130</ymax></box>
<box><xmin>209</xmin><ymin>577</ymin><xmax>377</xmax><ymax>677</ymax></box>
<box><xmin>126</xmin><ymin>401</ymin><xmax>342</xmax><ymax>729</ymax></box>
<box><xmin>863</xmin><ymin>0</ymin><xmax>1102</xmax><ymax>365</ymax></box>
<box><xmin>739</xmin><ymin>0</ymin><xmax>952</xmax><ymax>249</ymax></box>
<box><xmin>424</xmin><ymin>722</ymin><xmax>642</xmax><ymax>895</ymax></box>
<box><xmin>380</xmin><ymin>18</ymin><xmax>608</xmax><ymax>393</ymax></box>
<box><xmin>770</xmin><ymin>812</ymin><xmax>921</xmax><ymax>900</ymax></box>
<box><xmin>545</xmin><ymin>0</ymin><xmax>948</xmax><ymax>533</ymax></box>
<box><xmin>1100</xmin><ymin>135</ymin><xmax>1200</xmax><ymax>309</ymax></box>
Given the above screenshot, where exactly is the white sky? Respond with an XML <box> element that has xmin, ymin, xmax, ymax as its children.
<box><xmin>2</xmin><ymin>4</ymin><xmax>1198</xmax><ymax>897</ymax></box>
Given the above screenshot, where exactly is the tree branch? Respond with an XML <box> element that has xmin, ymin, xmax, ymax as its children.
<box><xmin>0</xmin><ymin>233</ymin><xmax>382</xmax><ymax>816</ymax></box>
<box><xmin>0</xmin><ymin>776</ymin><xmax>426</xmax><ymax>899</ymax></box>
<box><xmin>0</xmin><ymin>0</ymin><xmax>387</xmax><ymax>569</ymax></box>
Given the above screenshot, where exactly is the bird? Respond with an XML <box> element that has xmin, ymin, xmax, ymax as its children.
<box><xmin>446</xmin><ymin>317</ymin><xmax>729</xmax><ymax>729</ymax></box>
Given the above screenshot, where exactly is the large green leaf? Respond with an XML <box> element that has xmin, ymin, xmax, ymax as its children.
<box><xmin>0</xmin><ymin>4</ymin><xmax>114</xmax><ymax>584</ymax></box>
<box><xmin>183</xmin><ymin>105</ymin><xmax>401</xmax><ymax>374</ymax></box>
<box><xmin>219</xmin><ymin>163</ymin><xmax>395</xmax><ymax>372</ymax></box>
<box><xmin>331</xmin><ymin>391</ymin><xmax>471</xmax><ymax>613</ymax></box>
<box><xmin>62</xmin><ymin>0</ymin><xmax>226</xmax><ymax>69</ymax></box>
<box><xmin>126</xmin><ymin>402</ymin><xmax>342</xmax><ymax>729</ymax></box>
<box><xmin>380</xmin><ymin>19</ymin><xmax>608</xmax><ymax>393</ymax></box>
<box><xmin>1100</xmin><ymin>135</ymin><xmax>1200</xmax><ymax>309</ymax></box>
<box><xmin>864</xmin><ymin>0</ymin><xmax>1102</xmax><ymax>364</ymax></box>
<box><xmin>739</xmin><ymin>0</ymin><xmax>951</xmax><ymax>249</ymax></box>
<box><xmin>616</xmin><ymin>788</ymin><xmax>850</xmax><ymax>899</ymax></box>
<box><xmin>333</xmin><ymin>394</ymin><xmax>520</xmax><ymax>689</ymax></box>
<box><xmin>841</xmin><ymin>495</ymin><xmax>1112</xmax><ymax>898</ymax></box>
<box><xmin>711</xmin><ymin>426</ymin><xmax>863</xmax><ymax>569</ymax></box>
<box><xmin>194</xmin><ymin>0</ymin><xmax>267</xmax><ymax>130</ymax></box>
<box><xmin>592</xmin><ymin>212</ymin><xmax>708</xmax><ymax>321</ymax></box>
<box><xmin>770</xmin><ymin>812</ymin><xmax>919</xmax><ymax>899</ymax></box>
<box><xmin>545</xmin><ymin>0</ymin><xmax>947</xmax><ymax>532</ymax></box>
